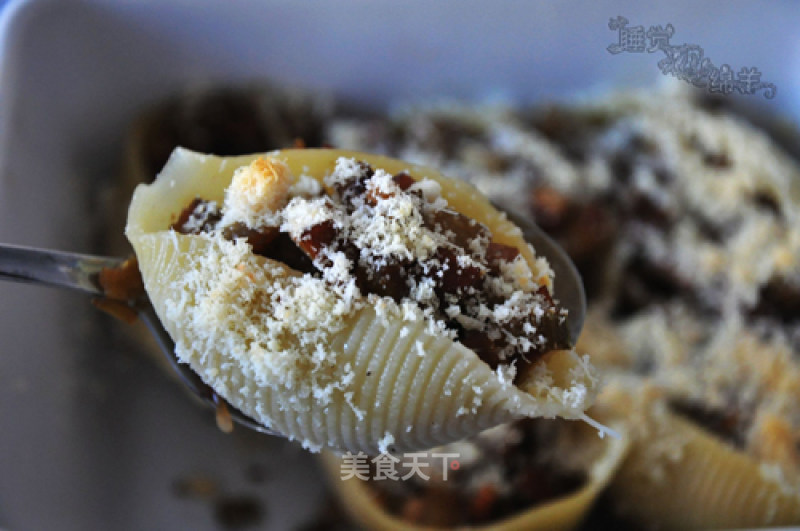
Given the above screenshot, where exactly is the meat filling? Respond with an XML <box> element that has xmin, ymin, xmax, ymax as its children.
<box><xmin>170</xmin><ymin>159</ymin><xmax>570</xmax><ymax>375</ymax></box>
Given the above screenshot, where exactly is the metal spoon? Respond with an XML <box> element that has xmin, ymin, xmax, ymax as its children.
<box><xmin>0</xmin><ymin>217</ymin><xmax>585</xmax><ymax>433</ymax></box>
<box><xmin>0</xmin><ymin>243</ymin><xmax>278</xmax><ymax>436</ymax></box>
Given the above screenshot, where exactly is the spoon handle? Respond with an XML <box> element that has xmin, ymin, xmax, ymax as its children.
<box><xmin>0</xmin><ymin>242</ymin><xmax>282</xmax><ymax>436</ymax></box>
<box><xmin>0</xmin><ymin>243</ymin><xmax>123</xmax><ymax>296</ymax></box>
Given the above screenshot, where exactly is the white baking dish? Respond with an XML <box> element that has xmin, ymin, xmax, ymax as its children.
<box><xmin>0</xmin><ymin>1</ymin><xmax>797</xmax><ymax>529</ymax></box>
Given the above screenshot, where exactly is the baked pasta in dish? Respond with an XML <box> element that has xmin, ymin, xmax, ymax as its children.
<box><xmin>118</xmin><ymin>83</ymin><xmax>799</xmax><ymax>528</ymax></box>
<box><xmin>323</xmin><ymin>85</ymin><xmax>800</xmax><ymax>528</ymax></box>
<box><xmin>125</xmin><ymin>148</ymin><xmax>598</xmax><ymax>454</ymax></box>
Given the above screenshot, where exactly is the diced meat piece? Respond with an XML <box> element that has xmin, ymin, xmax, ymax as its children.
<box><xmin>392</xmin><ymin>172</ymin><xmax>415</xmax><ymax>190</ymax></box>
<box><xmin>260</xmin><ymin>233</ymin><xmax>316</xmax><ymax>274</ymax></box>
<box><xmin>425</xmin><ymin>209</ymin><xmax>489</xmax><ymax>251</ymax></box>
<box><xmin>295</xmin><ymin>220</ymin><xmax>338</xmax><ymax>260</ymax></box>
<box><xmin>460</xmin><ymin>328</ymin><xmax>503</xmax><ymax>369</ymax></box>
<box><xmin>486</xmin><ymin>242</ymin><xmax>520</xmax><ymax>273</ymax></box>
<box><xmin>331</xmin><ymin>161</ymin><xmax>374</xmax><ymax>211</ymax></box>
<box><xmin>365</xmin><ymin>172</ymin><xmax>418</xmax><ymax>205</ymax></box>
<box><xmin>222</xmin><ymin>222</ymin><xmax>278</xmax><ymax>255</ymax></box>
<box><xmin>354</xmin><ymin>261</ymin><xmax>410</xmax><ymax>302</ymax></box>
<box><xmin>431</xmin><ymin>246</ymin><xmax>484</xmax><ymax>295</ymax></box>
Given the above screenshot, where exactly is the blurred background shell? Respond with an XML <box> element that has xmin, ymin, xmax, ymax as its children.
<box><xmin>594</xmin><ymin>382</ymin><xmax>800</xmax><ymax>529</ymax></box>
<box><xmin>320</xmin><ymin>414</ymin><xmax>629</xmax><ymax>530</ymax></box>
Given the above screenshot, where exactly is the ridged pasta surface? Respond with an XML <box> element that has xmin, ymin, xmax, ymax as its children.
<box><xmin>607</xmin><ymin>408</ymin><xmax>800</xmax><ymax>528</ymax></box>
<box><xmin>126</xmin><ymin>148</ymin><xmax>596</xmax><ymax>453</ymax></box>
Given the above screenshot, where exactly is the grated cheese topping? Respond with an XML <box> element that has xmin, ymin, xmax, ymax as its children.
<box><xmin>162</xmin><ymin>235</ymin><xmax>364</xmax><ymax>421</ymax></box>
<box><xmin>201</xmin><ymin>156</ymin><xmax>569</xmax><ymax>367</ymax></box>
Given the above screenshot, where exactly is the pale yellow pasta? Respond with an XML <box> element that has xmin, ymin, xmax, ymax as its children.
<box><xmin>125</xmin><ymin>148</ymin><xmax>597</xmax><ymax>454</ymax></box>
<box><xmin>607</xmin><ymin>411</ymin><xmax>800</xmax><ymax>529</ymax></box>
<box><xmin>320</xmin><ymin>414</ymin><xmax>628</xmax><ymax>530</ymax></box>
<box><xmin>590</xmin><ymin>378</ymin><xmax>800</xmax><ymax>529</ymax></box>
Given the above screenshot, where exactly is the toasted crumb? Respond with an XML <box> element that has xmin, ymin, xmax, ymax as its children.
<box><xmin>221</xmin><ymin>157</ymin><xmax>292</xmax><ymax>227</ymax></box>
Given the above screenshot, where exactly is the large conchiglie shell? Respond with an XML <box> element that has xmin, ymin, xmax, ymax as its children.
<box><xmin>125</xmin><ymin>148</ymin><xmax>596</xmax><ymax>454</ymax></box>
<box><xmin>319</xmin><ymin>416</ymin><xmax>628</xmax><ymax>530</ymax></box>
<box><xmin>609</xmin><ymin>411</ymin><xmax>800</xmax><ymax>529</ymax></box>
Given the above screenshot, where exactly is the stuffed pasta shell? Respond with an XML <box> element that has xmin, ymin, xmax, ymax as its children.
<box><xmin>321</xmin><ymin>413</ymin><xmax>628</xmax><ymax>530</ymax></box>
<box><xmin>598</xmin><ymin>381</ymin><xmax>800</xmax><ymax>529</ymax></box>
<box><xmin>125</xmin><ymin>148</ymin><xmax>598</xmax><ymax>454</ymax></box>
